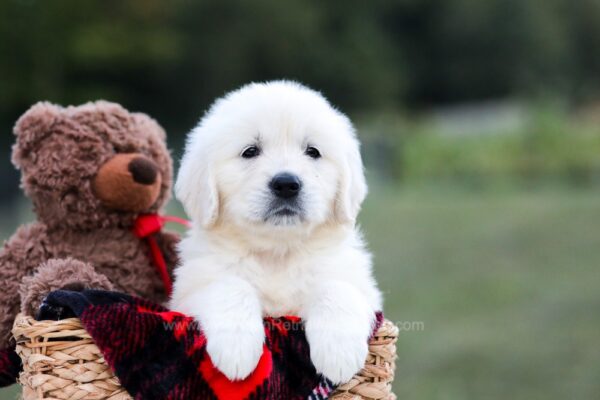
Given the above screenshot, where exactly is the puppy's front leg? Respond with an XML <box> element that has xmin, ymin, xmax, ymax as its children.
<box><xmin>177</xmin><ymin>276</ymin><xmax>264</xmax><ymax>381</ymax></box>
<box><xmin>303</xmin><ymin>281</ymin><xmax>375</xmax><ymax>384</ymax></box>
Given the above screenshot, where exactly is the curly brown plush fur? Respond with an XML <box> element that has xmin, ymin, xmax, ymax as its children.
<box><xmin>19</xmin><ymin>258</ymin><xmax>115</xmax><ymax>316</ymax></box>
<box><xmin>0</xmin><ymin>101</ymin><xmax>180</xmax><ymax>348</ymax></box>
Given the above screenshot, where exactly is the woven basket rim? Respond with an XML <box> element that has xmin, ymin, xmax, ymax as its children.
<box><xmin>13</xmin><ymin>313</ymin><xmax>398</xmax><ymax>400</ymax></box>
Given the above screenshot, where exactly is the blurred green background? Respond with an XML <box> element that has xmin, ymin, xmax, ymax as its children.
<box><xmin>1</xmin><ymin>0</ymin><xmax>600</xmax><ymax>398</ymax></box>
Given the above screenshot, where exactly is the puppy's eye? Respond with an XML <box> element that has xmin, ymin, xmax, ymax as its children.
<box><xmin>241</xmin><ymin>146</ymin><xmax>260</xmax><ymax>159</ymax></box>
<box><xmin>305</xmin><ymin>146</ymin><xmax>321</xmax><ymax>159</ymax></box>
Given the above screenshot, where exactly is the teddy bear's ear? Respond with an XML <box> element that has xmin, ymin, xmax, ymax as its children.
<box><xmin>132</xmin><ymin>112</ymin><xmax>167</xmax><ymax>141</ymax></box>
<box><xmin>12</xmin><ymin>102</ymin><xmax>62</xmax><ymax>169</ymax></box>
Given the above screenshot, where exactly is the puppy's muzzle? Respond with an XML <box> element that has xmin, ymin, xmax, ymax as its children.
<box><xmin>269</xmin><ymin>173</ymin><xmax>302</xmax><ymax>199</ymax></box>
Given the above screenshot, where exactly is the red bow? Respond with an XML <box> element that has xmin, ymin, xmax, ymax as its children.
<box><xmin>133</xmin><ymin>214</ymin><xmax>191</xmax><ymax>296</ymax></box>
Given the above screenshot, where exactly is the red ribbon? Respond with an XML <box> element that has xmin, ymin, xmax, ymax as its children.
<box><xmin>132</xmin><ymin>214</ymin><xmax>191</xmax><ymax>296</ymax></box>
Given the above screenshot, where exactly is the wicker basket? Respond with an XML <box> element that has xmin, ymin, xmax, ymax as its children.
<box><xmin>13</xmin><ymin>313</ymin><xmax>397</xmax><ymax>400</ymax></box>
<box><xmin>329</xmin><ymin>320</ymin><xmax>398</xmax><ymax>400</ymax></box>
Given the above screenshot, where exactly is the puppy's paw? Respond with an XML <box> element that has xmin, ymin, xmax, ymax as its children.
<box><xmin>206</xmin><ymin>326</ymin><xmax>265</xmax><ymax>381</ymax></box>
<box><xmin>307</xmin><ymin>327</ymin><xmax>369</xmax><ymax>384</ymax></box>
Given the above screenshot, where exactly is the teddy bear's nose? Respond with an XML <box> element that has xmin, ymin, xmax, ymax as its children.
<box><xmin>128</xmin><ymin>157</ymin><xmax>158</xmax><ymax>185</ymax></box>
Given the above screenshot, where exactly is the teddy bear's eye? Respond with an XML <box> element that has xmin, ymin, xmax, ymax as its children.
<box><xmin>241</xmin><ymin>146</ymin><xmax>260</xmax><ymax>159</ymax></box>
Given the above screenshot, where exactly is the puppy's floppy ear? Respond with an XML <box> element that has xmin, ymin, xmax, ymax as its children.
<box><xmin>175</xmin><ymin>133</ymin><xmax>219</xmax><ymax>228</ymax></box>
<box><xmin>335</xmin><ymin>137</ymin><xmax>368</xmax><ymax>224</ymax></box>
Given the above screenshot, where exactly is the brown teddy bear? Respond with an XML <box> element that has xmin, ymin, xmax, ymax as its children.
<box><xmin>0</xmin><ymin>101</ymin><xmax>180</xmax><ymax>362</ymax></box>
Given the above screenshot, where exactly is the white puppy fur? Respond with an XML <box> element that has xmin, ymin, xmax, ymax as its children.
<box><xmin>170</xmin><ymin>81</ymin><xmax>382</xmax><ymax>384</ymax></box>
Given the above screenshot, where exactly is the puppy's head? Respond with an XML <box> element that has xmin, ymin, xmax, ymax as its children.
<box><xmin>176</xmin><ymin>81</ymin><xmax>367</xmax><ymax>236</ymax></box>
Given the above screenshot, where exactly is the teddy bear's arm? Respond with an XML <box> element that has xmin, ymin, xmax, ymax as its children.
<box><xmin>0</xmin><ymin>223</ymin><xmax>50</xmax><ymax>347</ymax></box>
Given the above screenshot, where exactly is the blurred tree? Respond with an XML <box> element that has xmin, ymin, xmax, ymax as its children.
<box><xmin>380</xmin><ymin>0</ymin><xmax>575</xmax><ymax>105</ymax></box>
<box><xmin>2</xmin><ymin>0</ymin><xmax>600</xmax><ymax>147</ymax></box>
<box><xmin>0</xmin><ymin>0</ymin><xmax>402</xmax><ymax>137</ymax></box>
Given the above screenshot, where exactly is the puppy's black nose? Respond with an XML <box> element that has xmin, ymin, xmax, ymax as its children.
<box><xmin>270</xmin><ymin>173</ymin><xmax>302</xmax><ymax>199</ymax></box>
<box><xmin>128</xmin><ymin>157</ymin><xmax>158</xmax><ymax>185</ymax></box>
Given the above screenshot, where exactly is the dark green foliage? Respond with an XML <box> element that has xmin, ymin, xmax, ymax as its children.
<box><xmin>3</xmin><ymin>0</ymin><xmax>600</xmax><ymax>134</ymax></box>
<box><xmin>360</xmin><ymin>104</ymin><xmax>600</xmax><ymax>188</ymax></box>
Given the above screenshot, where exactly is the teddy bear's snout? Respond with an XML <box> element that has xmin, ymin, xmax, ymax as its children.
<box><xmin>93</xmin><ymin>153</ymin><xmax>162</xmax><ymax>212</ymax></box>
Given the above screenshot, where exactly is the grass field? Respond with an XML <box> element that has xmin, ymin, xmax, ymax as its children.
<box><xmin>362</xmin><ymin>184</ymin><xmax>600</xmax><ymax>399</ymax></box>
<box><xmin>1</xmin><ymin>184</ymin><xmax>599</xmax><ymax>399</ymax></box>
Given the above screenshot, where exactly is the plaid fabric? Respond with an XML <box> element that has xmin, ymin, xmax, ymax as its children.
<box><xmin>307</xmin><ymin>377</ymin><xmax>336</xmax><ymax>400</ymax></box>
<box><xmin>32</xmin><ymin>289</ymin><xmax>383</xmax><ymax>400</ymax></box>
<box><xmin>0</xmin><ymin>289</ymin><xmax>383</xmax><ymax>399</ymax></box>
<box><xmin>0</xmin><ymin>347</ymin><xmax>20</xmax><ymax>387</ymax></box>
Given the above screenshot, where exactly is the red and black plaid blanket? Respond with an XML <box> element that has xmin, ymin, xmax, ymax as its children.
<box><xmin>1</xmin><ymin>290</ymin><xmax>382</xmax><ymax>399</ymax></box>
<box><xmin>0</xmin><ymin>347</ymin><xmax>20</xmax><ymax>388</ymax></box>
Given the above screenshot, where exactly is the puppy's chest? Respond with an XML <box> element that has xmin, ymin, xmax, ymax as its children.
<box><xmin>243</xmin><ymin>265</ymin><xmax>311</xmax><ymax>317</ymax></box>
